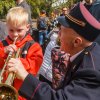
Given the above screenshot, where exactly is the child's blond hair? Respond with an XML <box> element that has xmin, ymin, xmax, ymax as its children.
<box><xmin>6</xmin><ymin>7</ymin><xmax>29</xmax><ymax>27</ymax></box>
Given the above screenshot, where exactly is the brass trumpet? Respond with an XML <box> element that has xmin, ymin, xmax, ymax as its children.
<box><xmin>0</xmin><ymin>37</ymin><xmax>20</xmax><ymax>100</ymax></box>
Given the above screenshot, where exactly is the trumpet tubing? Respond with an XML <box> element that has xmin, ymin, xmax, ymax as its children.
<box><xmin>0</xmin><ymin>37</ymin><xmax>20</xmax><ymax>100</ymax></box>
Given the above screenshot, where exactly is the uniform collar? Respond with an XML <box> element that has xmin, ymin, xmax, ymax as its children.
<box><xmin>70</xmin><ymin>50</ymin><xmax>83</xmax><ymax>62</ymax></box>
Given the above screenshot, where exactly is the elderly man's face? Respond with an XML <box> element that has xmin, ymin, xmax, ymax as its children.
<box><xmin>60</xmin><ymin>26</ymin><xmax>75</xmax><ymax>54</ymax></box>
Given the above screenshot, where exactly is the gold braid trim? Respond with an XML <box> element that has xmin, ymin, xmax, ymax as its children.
<box><xmin>65</xmin><ymin>14</ymin><xmax>86</xmax><ymax>27</ymax></box>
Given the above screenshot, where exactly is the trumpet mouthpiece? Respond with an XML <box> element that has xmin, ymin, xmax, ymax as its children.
<box><xmin>13</xmin><ymin>37</ymin><xmax>18</xmax><ymax>45</ymax></box>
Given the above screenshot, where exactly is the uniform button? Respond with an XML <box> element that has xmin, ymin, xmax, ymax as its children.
<box><xmin>85</xmin><ymin>52</ymin><xmax>88</xmax><ymax>55</ymax></box>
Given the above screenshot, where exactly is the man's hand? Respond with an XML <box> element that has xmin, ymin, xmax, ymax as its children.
<box><xmin>7</xmin><ymin>58</ymin><xmax>28</xmax><ymax>81</ymax></box>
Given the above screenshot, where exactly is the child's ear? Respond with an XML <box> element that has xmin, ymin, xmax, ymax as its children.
<box><xmin>26</xmin><ymin>24</ymin><xmax>30</xmax><ymax>30</ymax></box>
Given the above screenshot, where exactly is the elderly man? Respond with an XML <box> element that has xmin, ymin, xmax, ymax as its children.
<box><xmin>60</xmin><ymin>7</ymin><xmax>69</xmax><ymax>16</ymax></box>
<box><xmin>7</xmin><ymin>2</ymin><xmax>100</xmax><ymax>100</ymax></box>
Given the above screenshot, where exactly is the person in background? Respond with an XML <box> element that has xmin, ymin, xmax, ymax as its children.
<box><xmin>7</xmin><ymin>2</ymin><xmax>100</xmax><ymax>100</ymax></box>
<box><xmin>48</xmin><ymin>12</ymin><xmax>57</xmax><ymax>32</ymax></box>
<box><xmin>37</xmin><ymin>10</ymin><xmax>50</xmax><ymax>52</ymax></box>
<box><xmin>89</xmin><ymin>0</ymin><xmax>100</xmax><ymax>21</ymax></box>
<box><xmin>89</xmin><ymin>0</ymin><xmax>100</xmax><ymax>44</ymax></box>
<box><xmin>84</xmin><ymin>0</ymin><xmax>95</xmax><ymax>9</ymax></box>
<box><xmin>0</xmin><ymin>7</ymin><xmax>43</xmax><ymax>100</ymax></box>
<box><xmin>15</xmin><ymin>0</ymin><xmax>32</xmax><ymax>25</ymax></box>
<box><xmin>60</xmin><ymin>7</ymin><xmax>69</xmax><ymax>16</ymax></box>
<box><xmin>38</xmin><ymin>27</ymin><xmax>59</xmax><ymax>85</ymax></box>
<box><xmin>0</xmin><ymin>21</ymin><xmax>7</xmax><ymax>40</ymax></box>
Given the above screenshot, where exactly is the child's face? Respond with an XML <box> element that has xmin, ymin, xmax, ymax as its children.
<box><xmin>7</xmin><ymin>24</ymin><xmax>30</xmax><ymax>41</ymax></box>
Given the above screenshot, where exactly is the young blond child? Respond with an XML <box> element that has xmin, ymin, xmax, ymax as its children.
<box><xmin>0</xmin><ymin>7</ymin><xmax>43</xmax><ymax>100</ymax></box>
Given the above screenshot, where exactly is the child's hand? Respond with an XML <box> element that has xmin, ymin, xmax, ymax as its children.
<box><xmin>4</xmin><ymin>44</ymin><xmax>17</xmax><ymax>54</ymax></box>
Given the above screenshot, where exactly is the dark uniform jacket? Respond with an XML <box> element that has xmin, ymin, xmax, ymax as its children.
<box><xmin>19</xmin><ymin>43</ymin><xmax>100</xmax><ymax>100</ymax></box>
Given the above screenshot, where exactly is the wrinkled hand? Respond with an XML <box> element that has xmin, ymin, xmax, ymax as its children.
<box><xmin>4</xmin><ymin>44</ymin><xmax>17</xmax><ymax>54</ymax></box>
<box><xmin>7</xmin><ymin>58</ymin><xmax>28</xmax><ymax>81</ymax></box>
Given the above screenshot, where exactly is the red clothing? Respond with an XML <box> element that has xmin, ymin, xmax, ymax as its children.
<box><xmin>0</xmin><ymin>34</ymin><xmax>43</xmax><ymax>100</ymax></box>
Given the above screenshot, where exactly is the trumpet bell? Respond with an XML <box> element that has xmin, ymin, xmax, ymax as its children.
<box><xmin>0</xmin><ymin>83</ymin><xmax>18</xmax><ymax>100</ymax></box>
